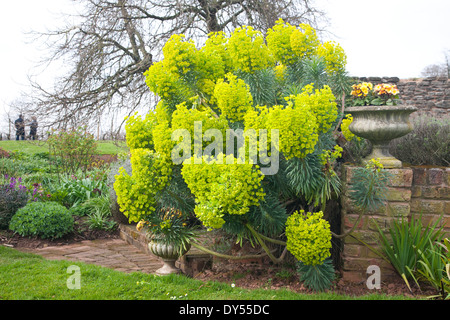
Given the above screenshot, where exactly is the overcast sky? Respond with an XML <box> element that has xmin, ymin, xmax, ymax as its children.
<box><xmin>319</xmin><ymin>0</ymin><xmax>450</xmax><ymax>79</ymax></box>
<box><xmin>1</xmin><ymin>0</ymin><xmax>449</xmax><ymax>124</ymax></box>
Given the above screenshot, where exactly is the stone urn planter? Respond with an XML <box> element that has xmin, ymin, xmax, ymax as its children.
<box><xmin>345</xmin><ymin>105</ymin><xmax>417</xmax><ymax>168</ymax></box>
<box><xmin>148</xmin><ymin>241</ymin><xmax>191</xmax><ymax>275</ymax></box>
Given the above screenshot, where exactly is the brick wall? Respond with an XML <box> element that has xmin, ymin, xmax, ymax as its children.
<box><xmin>355</xmin><ymin>76</ymin><xmax>450</xmax><ymax>117</ymax></box>
<box><xmin>340</xmin><ymin>165</ymin><xmax>450</xmax><ymax>282</ymax></box>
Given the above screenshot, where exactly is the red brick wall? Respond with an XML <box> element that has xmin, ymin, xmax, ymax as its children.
<box><xmin>340</xmin><ymin>165</ymin><xmax>450</xmax><ymax>282</ymax></box>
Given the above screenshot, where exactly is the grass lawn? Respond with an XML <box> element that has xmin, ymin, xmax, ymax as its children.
<box><xmin>0</xmin><ymin>140</ymin><xmax>127</xmax><ymax>155</ymax></box>
<box><xmin>0</xmin><ymin>246</ymin><xmax>415</xmax><ymax>301</ymax></box>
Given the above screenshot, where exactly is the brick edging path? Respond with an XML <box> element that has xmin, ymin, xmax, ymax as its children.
<box><xmin>16</xmin><ymin>238</ymin><xmax>163</xmax><ymax>274</ymax></box>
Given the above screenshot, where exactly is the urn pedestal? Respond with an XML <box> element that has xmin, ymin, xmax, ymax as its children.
<box><xmin>346</xmin><ymin>105</ymin><xmax>417</xmax><ymax>168</ymax></box>
<box><xmin>148</xmin><ymin>241</ymin><xmax>191</xmax><ymax>275</ymax></box>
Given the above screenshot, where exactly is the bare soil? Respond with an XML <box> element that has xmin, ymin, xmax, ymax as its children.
<box><xmin>194</xmin><ymin>260</ymin><xmax>436</xmax><ymax>298</ymax></box>
<box><xmin>0</xmin><ymin>215</ymin><xmax>120</xmax><ymax>249</ymax></box>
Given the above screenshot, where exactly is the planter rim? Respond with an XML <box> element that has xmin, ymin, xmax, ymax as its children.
<box><xmin>345</xmin><ymin>105</ymin><xmax>417</xmax><ymax>113</ymax></box>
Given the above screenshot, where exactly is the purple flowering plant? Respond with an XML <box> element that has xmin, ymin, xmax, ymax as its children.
<box><xmin>0</xmin><ymin>175</ymin><xmax>29</xmax><ymax>229</ymax></box>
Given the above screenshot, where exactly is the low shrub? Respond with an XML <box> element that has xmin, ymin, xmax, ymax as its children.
<box><xmin>9</xmin><ymin>201</ymin><xmax>74</xmax><ymax>239</ymax></box>
<box><xmin>390</xmin><ymin>115</ymin><xmax>450</xmax><ymax>166</ymax></box>
<box><xmin>47</xmin><ymin>126</ymin><xmax>98</xmax><ymax>176</ymax></box>
<box><xmin>0</xmin><ymin>177</ymin><xmax>28</xmax><ymax>229</ymax></box>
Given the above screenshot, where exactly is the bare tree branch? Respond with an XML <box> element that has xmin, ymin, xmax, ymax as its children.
<box><xmin>24</xmin><ymin>0</ymin><xmax>327</xmax><ymax>130</ymax></box>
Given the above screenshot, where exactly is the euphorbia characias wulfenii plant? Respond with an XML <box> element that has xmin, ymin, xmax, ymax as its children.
<box><xmin>114</xmin><ymin>19</ymin><xmax>353</xmax><ymax>287</ymax></box>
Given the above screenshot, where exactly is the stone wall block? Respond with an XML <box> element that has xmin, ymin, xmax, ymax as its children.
<box><xmin>387</xmin><ymin>202</ymin><xmax>411</xmax><ymax>217</ymax></box>
<box><xmin>445</xmin><ymin>201</ymin><xmax>450</xmax><ymax>215</ymax></box>
<box><xmin>444</xmin><ymin>168</ymin><xmax>450</xmax><ymax>186</ymax></box>
<box><xmin>410</xmin><ymin>199</ymin><xmax>444</xmax><ymax>214</ymax></box>
<box><xmin>386</xmin><ymin>187</ymin><xmax>411</xmax><ymax>202</ymax></box>
<box><xmin>418</xmin><ymin>186</ymin><xmax>450</xmax><ymax>199</ymax></box>
<box><xmin>427</xmin><ymin>168</ymin><xmax>444</xmax><ymax>185</ymax></box>
<box><xmin>388</xmin><ymin>168</ymin><xmax>413</xmax><ymax>187</ymax></box>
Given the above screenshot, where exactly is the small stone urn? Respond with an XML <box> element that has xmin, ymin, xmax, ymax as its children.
<box><xmin>148</xmin><ymin>241</ymin><xmax>191</xmax><ymax>275</ymax></box>
<box><xmin>346</xmin><ymin>105</ymin><xmax>417</xmax><ymax>168</ymax></box>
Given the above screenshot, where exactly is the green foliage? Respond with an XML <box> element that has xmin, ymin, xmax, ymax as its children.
<box><xmin>285</xmin><ymin>146</ymin><xmax>341</xmax><ymax>209</ymax></box>
<box><xmin>139</xmin><ymin>208</ymin><xmax>196</xmax><ymax>255</ymax></box>
<box><xmin>348</xmin><ymin>159</ymin><xmax>391</xmax><ymax>212</ymax></box>
<box><xmin>0</xmin><ymin>153</ymin><xmax>55</xmax><ymax>178</ymax></box>
<box><xmin>286</xmin><ymin>210</ymin><xmax>332</xmax><ymax>266</ymax></box>
<box><xmin>47</xmin><ymin>126</ymin><xmax>98</xmax><ymax>176</ymax></box>
<box><xmin>115</xmin><ymin>19</ymin><xmax>349</xmax><ymax>269</ymax></box>
<box><xmin>390</xmin><ymin>115</ymin><xmax>450</xmax><ymax>167</ymax></box>
<box><xmin>0</xmin><ymin>178</ymin><xmax>28</xmax><ymax>229</ymax></box>
<box><xmin>9</xmin><ymin>201</ymin><xmax>74</xmax><ymax>239</ymax></box>
<box><xmin>374</xmin><ymin>214</ymin><xmax>445</xmax><ymax>291</ymax></box>
<box><xmin>416</xmin><ymin>238</ymin><xmax>450</xmax><ymax>299</ymax></box>
<box><xmin>181</xmin><ymin>154</ymin><xmax>265</xmax><ymax>230</ymax></box>
<box><xmin>297</xmin><ymin>258</ymin><xmax>336</xmax><ymax>292</ymax></box>
<box><xmin>86</xmin><ymin>210</ymin><xmax>116</xmax><ymax>231</ymax></box>
<box><xmin>59</xmin><ymin>175</ymin><xmax>108</xmax><ymax>208</ymax></box>
<box><xmin>82</xmin><ymin>194</ymin><xmax>116</xmax><ymax>231</ymax></box>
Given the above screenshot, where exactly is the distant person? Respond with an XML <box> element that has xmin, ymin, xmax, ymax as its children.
<box><xmin>29</xmin><ymin>116</ymin><xmax>38</xmax><ymax>140</ymax></box>
<box><xmin>14</xmin><ymin>114</ymin><xmax>25</xmax><ymax>140</ymax></box>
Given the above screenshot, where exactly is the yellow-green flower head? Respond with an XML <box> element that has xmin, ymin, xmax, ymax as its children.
<box><xmin>124</xmin><ymin>111</ymin><xmax>157</xmax><ymax>150</ymax></box>
<box><xmin>286</xmin><ymin>210</ymin><xmax>332</xmax><ymax>266</ymax></box>
<box><xmin>181</xmin><ymin>154</ymin><xmax>265</xmax><ymax>230</ymax></box>
<box><xmin>274</xmin><ymin>64</ymin><xmax>287</xmax><ymax>82</ymax></box>
<box><xmin>366</xmin><ymin>158</ymin><xmax>384</xmax><ymax>172</ymax></box>
<box><xmin>162</xmin><ymin>34</ymin><xmax>198</xmax><ymax>75</ymax></box>
<box><xmin>201</xmin><ymin>31</ymin><xmax>233</xmax><ymax>75</ymax></box>
<box><xmin>266</xmin><ymin>19</ymin><xmax>299</xmax><ymax>66</ymax></box>
<box><xmin>290</xmin><ymin>23</ymin><xmax>320</xmax><ymax>59</ymax></box>
<box><xmin>228</xmin><ymin>26</ymin><xmax>274</xmax><ymax>73</ymax></box>
<box><xmin>293</xmin><ymin>84</ymin><xmax>338</xmax><ymax>134</ymax></box>
<box><xmin>114</xmin><ymin>149</ymin><xmax>172</xmax><ymax>223</ymax></box>
<box><xmin>317</xmin><ymin>41</ymin><xmax>347</xmax><ymax>75</ymax></box>
<box><xmin>171</xmin><ymin>102</ymin><xmax>229</xmax><ymax>153</ymax></box>
<box><xmin>214</xmin><ymin>73</ymin><xmax>254</xmax><ymax>122</ymax></box>
<box><xmin>341</xmin><ymin>114</ymin><xmax>359</xmax><ymax>142</ymax></box>
<box><xmin>144</xmin><ymin>60</ymin><xmax>184</xmax><ymax>101</ymax></box>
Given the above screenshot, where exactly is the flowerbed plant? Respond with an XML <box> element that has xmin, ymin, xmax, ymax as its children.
<box><xmin>112</xmin><ymin>19</ymin><xmax>390</xmax><ymax>291</ymax></box>
<box><xmin>9</xmin><ymin>201</ymin><xmax>74</xmax><ymax>239</ymax></box>
<box><xmin>0</xmin><ymin>177</ymin><xmax>28</xmax><ymax>229</ymax></box>
<box><xmin>137</xmin><ymin>208</ymin><xmax>196</xmax><ymax>255</ymax></box>
<box><xmin>350</xmin><ymin>82</ymin><xmax>400</xmax><ymax>106</ymax></box>
<box><xmin>0</xmin><ymin>133</ymin><xmax>116</xmax><ymax>235</ymax></box>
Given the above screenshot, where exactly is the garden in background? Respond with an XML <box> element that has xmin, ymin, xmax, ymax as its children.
<box><xmin>1</xmin><ymin>19</ymin><xmax>449</xmax><ymax>301</ymax></box>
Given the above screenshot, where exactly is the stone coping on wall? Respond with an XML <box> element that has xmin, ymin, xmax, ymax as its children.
<box><xmin>340</xmin><ymin>164</ymin><xmax>450</xmax><ymax>282</ymax></box>
<box><xmin>354</xmin><ymin>76</ymin><xmax>450</xmax><ymax>117</ymax></box>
